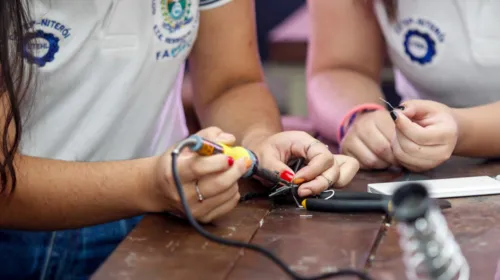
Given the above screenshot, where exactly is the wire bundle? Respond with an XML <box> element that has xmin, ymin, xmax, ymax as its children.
<box><xmin>170</xmin><ymin>138</ymin><xmax>374</xmax><ymax>280</ymax></box>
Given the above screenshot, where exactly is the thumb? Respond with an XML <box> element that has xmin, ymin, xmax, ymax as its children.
<box><xmin>215</xmin><ymin>132</ymin><xmax>236</xmax><ymax>145</ymax></box>
<box><xmin>398</xmin><ymin>99</ymin><xmax>441</xmax><ymax>122</ymax></box>
<box><xmin>196</xmin><ymin>127</ymin><xmax>236</xmax><ymax>145</ymax></box>
<box><xmin>392</xmin><ymin>109</ymin><xmax>426</xmax><ymax>142</ymax></box>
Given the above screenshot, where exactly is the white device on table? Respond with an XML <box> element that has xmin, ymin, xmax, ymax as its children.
<box><xmin>367</xmin><ymin>176</ymin><xmax>500</xmax><ymax>198</ymax></box>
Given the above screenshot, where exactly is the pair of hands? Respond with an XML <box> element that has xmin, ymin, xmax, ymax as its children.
<box><xmin>156</xmin><ymin>127</ymin><xmax>360</xmax><ymax>223</ymax></box>
<box><xmin>340</xmin><ymin>100</ymin><xmax>459</xmax><ymax>172</ymax></box>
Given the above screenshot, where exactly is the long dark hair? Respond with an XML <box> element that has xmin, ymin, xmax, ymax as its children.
<box><xmin>0</xmin><ymin>1</ymin><xmax>33</xmax><ymax>193</ymax></box>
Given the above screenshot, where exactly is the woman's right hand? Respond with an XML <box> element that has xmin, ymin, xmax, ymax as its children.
<box><xmin>155</xmin><ymin>127</ymin><xmax>252</xmax><ymax>223</ymax></box>
<box><xmin>340</xmin><ymin>110</ymin><xmax>397</xmax><ymax>170</ymax></box>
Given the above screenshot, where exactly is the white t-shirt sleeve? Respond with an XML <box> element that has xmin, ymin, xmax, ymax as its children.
<box><xmin>199</xmin><ymin>0</ymin><xmax>232</xmax><ymax>10</ymax></box>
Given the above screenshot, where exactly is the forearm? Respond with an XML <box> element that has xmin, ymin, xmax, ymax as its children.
<box><xmin>0</xmin><ymin>155</ymin><xmax>160</xmax><ymax>230</ymax></box>
<box><xmin>453</xmin><ymin>101</ymin><xmax>500</xmax><ymax>157</ymax></box>
<box><xmin>307</xmin><ymin>69</ymin><xmax>385</xmax><ymax>142</ymax></box>
<box><xmin>196</xmin><ymin>82</ymin><xmax>282</xmax><ymax>148</ymax></box>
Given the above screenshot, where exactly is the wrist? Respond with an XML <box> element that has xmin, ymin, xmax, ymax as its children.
<box><xmin>451</xmin><ymin>107</ymin><xmax>469</xmax><ymax>155</ymax></box>
<box><xmin>136</xmin><ymin>156</ymin><xmax>166</xmax><ymax>213</ymax></box>
<box><xmin>337</xmin><ymin>103</ymin><xmax>385</xmax><ymax>143</ymax></box>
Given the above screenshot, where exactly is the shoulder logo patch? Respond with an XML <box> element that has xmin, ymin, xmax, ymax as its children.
<box><xmin>152</xmin><ymin>0</ymin><xmax>198</xmax><ymax>61</ymax></box>
<box><xmin>394</xmin><ymin>17</ymin><xmax>445</xmax><ymax>66</ymax></box>
<box><xmin>23</xmin><ymin>30</ymin><xmax>59</xmax><ymax>67</ymax></box>
<box><xmin>23</xmin><ymin>18</ymin><xmax>72</xmax><ymax>67</ymax></box>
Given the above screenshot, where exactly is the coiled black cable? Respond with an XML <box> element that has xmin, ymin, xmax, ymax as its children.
<box><xmin>171</xmin><ymin>139</ymin><xmax>374</xmax><ymax>280</ymax></box>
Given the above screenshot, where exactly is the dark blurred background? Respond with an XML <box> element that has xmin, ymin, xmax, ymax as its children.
<box><xmin>254</xmin><ymin>0</ymin><xmax>304</xmax><ymax>61</ymax></box>
<box><xmin>254</xmin><ymin>0</ymin><xmax>399</xmax><ymax>111</ymax></box>
<box><xmin>183</xmin><ymin>1</ymin><xmax>399</xmax><ymax>133</ymax></box>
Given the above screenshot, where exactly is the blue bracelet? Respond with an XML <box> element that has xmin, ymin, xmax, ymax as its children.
<box><xmin>338</xmin><ymin>109</ymin><xmax>378</xmax><ymax>142</ymax></box>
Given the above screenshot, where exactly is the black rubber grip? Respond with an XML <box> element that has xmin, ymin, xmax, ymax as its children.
<box><xmin>303</xmin><ymin>199</ymin><xmax>388</xmax><ymax>213</ymax></box>
<box><xmin>317</xmin><ymin>191</ymin><xmax>388</xmax><ymax>201</ymax></box>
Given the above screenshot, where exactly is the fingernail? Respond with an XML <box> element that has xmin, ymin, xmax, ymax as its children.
<box><xmin>279</xmin><ymin>170</ymin><xmax>294</xmax><ymax>182</ymax></box>
<box><xmin>216</xmin><ymin>132</ymin><xmax>235</xmax><ymax>142</ymax></box>
<box><xmin>293</xmin><ymin>178</ymin><xmax>305</xmax><ymax>184</ymax></box>
<box><xmin>390</xmin><ymin>110</ymin><xmax>397</xmax><ymax>121</ymax></box>
<box><xmin>396</xmin><ymin>105</ymin><xmax>405</xmax><ymax>110</ymax></box>
<box><xmin>227</xmin><ymin>156</ymin><xmax>234</xmax><ymax>167</ymax></box>
<box><xmin>244</xmin><ymin>158</ymin><xmax>253</xmax><ymax>169</ymax></box>
<box><xmin>299</xmin><ymin>189</ymin><xmax>312</xmax><ymax>197</ymax></box>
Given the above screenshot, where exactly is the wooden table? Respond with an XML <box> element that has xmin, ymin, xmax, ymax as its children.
<box><xmin>92</xmin><ymin>157</ymin><xmax>500</xmax><ymax>280</ymax></box>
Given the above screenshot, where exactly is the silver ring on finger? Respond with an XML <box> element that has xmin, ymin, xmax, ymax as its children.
<box><xmin>306</xmin><ymin>140</ymin><xmax>322</xmax><ymax>155</ymax></box>
<box><xmin>320</xmin><ymin>174</ymin><xmax>334</xmax><ymax>189</ymax></box>
<box><xmin>195</xmin><ymin>180</ymin><xmax>204</xmax><ymax>202</ymax></box>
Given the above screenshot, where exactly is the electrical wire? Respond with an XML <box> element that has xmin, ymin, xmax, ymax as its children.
<box><xmin>171</xmin><ymin>139</ymin><xmax>374</xmax><ymax>280</ymax></box>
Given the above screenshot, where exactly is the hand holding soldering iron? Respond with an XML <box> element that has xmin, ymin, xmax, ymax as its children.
<box><xmin>154</xmin><ymin>127</ymin><xmax>252</xmax><ymax>223</ymax></box>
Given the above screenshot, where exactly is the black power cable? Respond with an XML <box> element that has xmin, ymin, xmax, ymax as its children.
<box><xmin>171</xmin><ymin>139</ymin><xmax>374</xmax><ymax>280</ymax></box>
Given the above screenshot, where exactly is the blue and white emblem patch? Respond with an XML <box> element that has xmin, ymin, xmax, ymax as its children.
<box><xmin>23</xmin><ymin>30</ymin><xmax>59</xmax><ymax>67</ymax></box>
<box><xmin>404</xmin><ymin>29</ymin><xmax>436</xmax><ymax>65</ymax></box>
<box><xmin>394</xmin><ymin>18</ymin><xmax>445</xmax><ymax>66</ymax></box>
<box><xmin>23</xmin><ymin>18</ymin><xmax>72</xmax><ymax>67</ymax></box>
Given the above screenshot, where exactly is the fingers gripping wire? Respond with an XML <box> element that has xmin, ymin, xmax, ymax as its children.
<box><xmin>240</xmin><ymin>158</ymin><xmax>303</xmax><ymax>202</ymax></box>
<box><xmin>170</xmin><ymin>138</ymin><xmax>374</xmax><ymax>280</ymax></box>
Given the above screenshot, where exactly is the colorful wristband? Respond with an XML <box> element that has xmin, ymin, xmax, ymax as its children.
<box><xmin>336</xmin><ymin>103</ymin><xmax>385</xmax><ymax>143</ymax></box>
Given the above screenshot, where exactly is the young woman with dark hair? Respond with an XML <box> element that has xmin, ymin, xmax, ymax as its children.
<box><xmin>0</xmin><ymin>1</ymin><xmax>359</xmax><ymax>279</ymax></box>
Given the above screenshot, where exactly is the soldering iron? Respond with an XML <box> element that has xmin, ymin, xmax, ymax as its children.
<box><xmin>172</xmin><ymin>135</ymin><xmax>460</xmax><ymax>280</ymax></box>
<box><xmin>187</xmin><ymin>134</ymin><xmax>295</xmax><ymax>186</ymax></box>
<box><xmin>170</xmin><ymin>134</ymin><xmax>374</xmax><ymax>280</ymax></box>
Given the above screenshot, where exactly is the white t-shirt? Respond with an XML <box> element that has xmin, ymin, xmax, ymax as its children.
<box><xmin>21</xmin><ymin>0</ymin><xmax>230</xmax><ymax>161</ymax></box>
<box><xmin>373</xmin><ymin>0</ymin><xmax>500</xmax><ymax>108</ymax></box>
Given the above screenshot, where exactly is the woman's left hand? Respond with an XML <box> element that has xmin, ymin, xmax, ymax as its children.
<box><xmin>391</xmin><ymin>100</ymin><xmax>459</xmax><ymax>172</ymax></box>
<box><xmin>246</xmin><ymin>131</ymin><xmax>360</xmax><ymax>197</ymax></box>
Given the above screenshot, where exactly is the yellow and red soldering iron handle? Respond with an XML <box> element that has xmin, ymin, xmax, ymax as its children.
<box><xmin>186</xmin><ymin>134</ymin><xmax>293</xmax><ymax>184</ymax></box>
<box><xmin>187</xmin><ymin>134</ymin><xmax>257</xmax><ymax>178</ymax></box>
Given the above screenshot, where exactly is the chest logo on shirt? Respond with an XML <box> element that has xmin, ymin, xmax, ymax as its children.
<box><xmin>152</xmin><ymin>0</ymin><xmax>198</xmax><ymax>61</ymax></box>
<box><xmin>394</xmin><ymin>18</ymin><xmax>445</xmax><ymax>66</ymax></box>
<box><xmin>22</xmin><ymin>19</ymin><xmax>72</xmax><ymax>67</ymax></box>
<box><xmin>162</xmin><ymin>0</ymin><xmax>193</xmax><ymax>32</ymax></box>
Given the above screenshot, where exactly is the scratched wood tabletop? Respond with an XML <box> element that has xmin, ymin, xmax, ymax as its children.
<box><xmin>370</xmin><ymin>158</ymin><xmax>500</xmax><ymax>280</ymax></box>
<box><xmin>92</xmin><ymin>157</ymin><xmax>500</xmax><ymax>280</ymax></box>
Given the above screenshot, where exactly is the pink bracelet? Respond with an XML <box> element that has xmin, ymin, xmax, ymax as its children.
<box><xmin>336</xmin><ymin>103</ymin><xmax>386</xmax><ymax>143</ymax></box>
